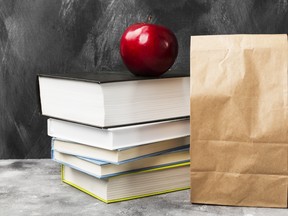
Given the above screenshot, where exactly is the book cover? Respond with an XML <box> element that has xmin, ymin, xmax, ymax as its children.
<box><xmin>79</xmin><ymin>146</ymin><xmax>189</xmax><ymax>165</ymax></box>
<box><xmin>38</xmin><ymin>71</ymin><xmax>189</xmax><ymax>84</ymax></box>
<box><xmin>52</xmin><ymin>147</ymin><xmax>190</xmax><ymax>178</ymax></box>
<box><xmin>51</xmin><ymin>137</ymin><xmax>190</xmax><ymax>165</ymax></box>
<box><xmin>61</xmin><ymin>163</ymin><xmax>190</xmax><ymax>203</ymax></box>
<box><xmin>48</xmin><ymin>118</ymin><xmax>190</xmax><ymax>150</ymax></box>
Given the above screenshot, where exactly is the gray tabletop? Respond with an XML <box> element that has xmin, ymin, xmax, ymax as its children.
<box><xmin>0</xmin><ymin>159</ymin><xmax>287</xmax><ymax>216</ymax></box>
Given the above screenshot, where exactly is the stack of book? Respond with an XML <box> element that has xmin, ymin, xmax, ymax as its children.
<box><xmin>38</xmin><ymin>72</ymin><xmax>190</xmax><ymax>203</ymax></box>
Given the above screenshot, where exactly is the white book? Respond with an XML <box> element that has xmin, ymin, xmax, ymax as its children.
<box><xmin>62</xmin><ymin>164</ymin><xmax>190</xmax><ymax>203</ymax></box>
<box><xmin>47</xmin><ymin>118</ymin><xmax>190</xmax><ymax>150</ymax></box>
<box><xmin>52</xmin><ymin>137</ymin><xmax>190</xmax><ymax>164</ymax></box>
<box><xmin>38</xmin><ymin>72</ymin><xmax>189</xmax><ymax>128</ymax></box>
<box><xmin>52</xmin><ymin>148</ymin><xmax>190</xmax><ymax>178</ymax></box>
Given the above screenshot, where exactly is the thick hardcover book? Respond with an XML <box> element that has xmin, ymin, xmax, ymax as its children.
<box><xmin>52</xmin><ymin>137</ymin><xmax>189</xmax><ymax>164</ymax></box>
<box><xmin>48</xmin><ymin>118</ymin><xmax>190</xmax><ymax>150</ymax></box>
<box><xmin>38</xmin><ymin>71</ymin><xmax>189</xmax><ymax>128</ymax></box>
<box><xmin>52</xmin><ymin>147</ymin><xmax>190</xmax><ymax>178</ymax></box>
<box><xmin>62</xmin><ymin>163</ymin><xmax>190</xmax><ymax>203</ymax></box>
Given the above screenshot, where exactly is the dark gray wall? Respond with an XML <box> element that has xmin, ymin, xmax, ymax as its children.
<box><xmin>0</xmin><ymin>0</ymin><xmax>287</xmax><ymax>159</ymax></box>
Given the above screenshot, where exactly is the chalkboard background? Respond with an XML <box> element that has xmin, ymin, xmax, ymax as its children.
<box><xmin>0</xmin><ymin>0</ymin><xmax>287</xmax><ymax>159</ymax></box>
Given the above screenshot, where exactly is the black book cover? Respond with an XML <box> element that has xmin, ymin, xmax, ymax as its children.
<box><xmin>37</xmin><ymin>70</ymin><xmax>189</xmax><ymax>84</ymax></box>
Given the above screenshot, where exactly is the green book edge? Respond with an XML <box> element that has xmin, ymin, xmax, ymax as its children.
<box><xmin>61</xmin><ymin>162</ymin><xmax>190</xmax><ymax>203</ymax></box>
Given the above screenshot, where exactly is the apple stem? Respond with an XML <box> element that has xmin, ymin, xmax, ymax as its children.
<box><xmin>147</xmin><ymin>15</ymin><xmax>152</xmax><ymax>23</ymax></box>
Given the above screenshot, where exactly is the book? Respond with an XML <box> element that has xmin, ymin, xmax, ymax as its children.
<box><xmin>48</xmin><ymin>118</ymin><xmax>190</xmax><ymax>150</ymax></box>
<box><xmin>62</xmin><ymin>163</ymin><xmax>190</xmax><ymax>203</ymax></box>
<box><xmin>52</xmin><ymin>147</ymin><xmax>190</xmax><ymax>178</ymax></box>
<box><xmin>38</xmin><ymin>72</ymin><xmax>189</xmax><ymax>128</ymax></box>
<box><xmin>52</xmin><ymin>137</ymin><xmax>190</xmax><ymax>164</ymax></box>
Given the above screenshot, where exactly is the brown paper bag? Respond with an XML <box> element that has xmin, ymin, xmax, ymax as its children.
<box><xmin>190</xmin><ymin>34</ymin><xmax>288</xmax><ymax>208</ymax></box>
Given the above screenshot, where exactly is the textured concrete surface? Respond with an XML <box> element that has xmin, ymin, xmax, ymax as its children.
<box><xmin>0</xmin><ymin>160</ymin><xmax>287</xmax><ymax>216</ymax></box>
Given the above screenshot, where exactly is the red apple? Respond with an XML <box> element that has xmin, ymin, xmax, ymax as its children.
<box><xmin>120</xmin><ymin>23</ymin><xmax>178</xmax><ymax>76</ymax></box>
